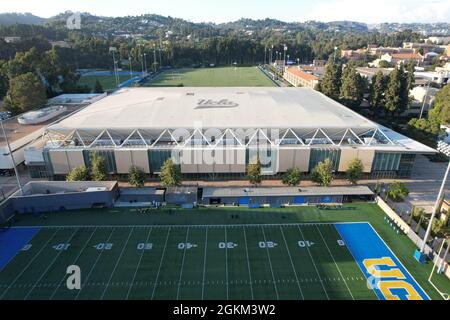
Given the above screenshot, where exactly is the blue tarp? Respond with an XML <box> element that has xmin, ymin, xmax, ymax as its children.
<box><xmin>0</xmin><ymin>228</ymin><xmax>40</xmax><ymax>271</ymax></box>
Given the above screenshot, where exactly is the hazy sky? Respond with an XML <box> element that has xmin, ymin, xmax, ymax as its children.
<box><xmin>1</xmin><ymin>0</ymin><xmax>449</xmax><ymax>23</ymax></box>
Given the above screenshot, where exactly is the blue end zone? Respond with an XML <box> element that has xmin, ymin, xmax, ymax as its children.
<box><xmin>0</xmin><ymin>228</ymin><xmax>40</xmax><ymax>271</ymax></box>
<box><xmin>335</xmin><ymin>223</ymin><xmax>430</xmax><ymax>300</ymax></box>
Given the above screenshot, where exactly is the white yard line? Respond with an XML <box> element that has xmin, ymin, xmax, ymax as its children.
<box><xmin>260</xmin><ymin>226</ymin><xmax>279</xmax><ymax>300</ymax></box>
<box><xmin>176</xmin><ymin>227</ymin><xmax>190</xmax><ymax>300</ymax></box>
<box><xmin>125</xmin><ymin>227</ymin><xmax>153</xmax><ymax>300</ymax></box>
<box><xmin>242</xmin><ymin>226</ymin><xmax>254</xmax><ymax>300</ymax></box>
<box><xmin>0</xmin><ymin>228</ymin><xmax>61</xmax><ymax>300</ymax></box>
<box><xmin>296</xmin><ymin>225</ymin><xmax>329</xmax><ymax>300</ymax></box>
<box><xmin>201</xmin><ymin>227</ymin><xmax>208</xmax><ymax>300</ymax></box>
<box><xmin>315</xmin><ymin>225</ymin><xmax>354</xmax><ymax>300</ymax></box>
<box><xmin>224</xmin><ymin>226</ymin><xmax>229</xmax><ymax>300</ymax></box>
<box><xmin>49</xmin><ymin>227</ymin><xmax>98</xmax><ymax>300</ymax></box>
<box><xmin>100</xmin><ymin>227</ymin><xmax>135</xmax><ymax>300</ymax></box>
<box><xmin>74</xmin><ymin>228</ymin><xmax>116</xmax><ymax>300</ymax></box>
<box><xmin>24</xmin><ymin>228</ymin><xmax>79</xmax><ymax>300</ymax></box>
<box><xmin>151</xmin><ymin>227</ymin><xmax>171</xmax><ymax>300</ymax></box>
<box><xmin>279</xmin><ymin>226</ymin><xmax>304</xmax><ymax>300</ymax></box>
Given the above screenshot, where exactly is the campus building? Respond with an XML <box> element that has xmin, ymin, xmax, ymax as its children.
<box><xmin>25</xmin><ymin>87</ymin><xmax>435</xmax><ymax>180</ymax></box>
<box><xmin>283</xmin><ymin>67</ymin><xmax>320</xmax><ymax>89</ymax></box>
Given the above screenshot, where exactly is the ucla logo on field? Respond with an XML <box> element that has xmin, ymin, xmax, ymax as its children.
<box><xmin>363</xmin><ymin>257</ymin><xmax>423</xmax><ymax>300</ymax></box>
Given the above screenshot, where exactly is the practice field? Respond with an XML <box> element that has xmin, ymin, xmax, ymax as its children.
<box><xmin>0</xmin><ymin>204</ymin><xmax>448</xmax><ymax>300</ymax></box>
<box><xmin>142</xmin><ymin>67</ymin><xmax>276</xmax><ymax>87</ymax></box>
<box><xmin>78</xmin><ymin>74</ymin><xmax>135</xmax><ymax>91</ymax></box>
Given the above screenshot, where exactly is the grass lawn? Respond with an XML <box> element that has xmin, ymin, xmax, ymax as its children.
<box><xmin>78</xmin><ymin>74</ymin><xmax>133</xmax><ymax>91</ymax></box>
<box><xmin>1</xmin><ymin>203</ymin><xmax>448</xmax><ymax>300</ymax></box>
<box><xmin>142</xmin><ymin>67</ymin><xmax>275</xmax><ymax>87</ymax></box>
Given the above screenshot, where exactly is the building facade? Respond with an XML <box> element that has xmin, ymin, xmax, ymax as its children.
<box><xmin>25</xmin><ymin>88</ymin><xmax>436</xmax><ymax>180</ymax></box>
<box><xmin>283</xmin><ymin>67</ymin><xmax>320</xmax><ymax>89</ymax></box>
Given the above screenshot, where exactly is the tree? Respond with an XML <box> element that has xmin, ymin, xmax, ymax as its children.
<box><xmin>311</xmin><ymin>158</ymin><xmax>334</xmax><ymax>187</ymax></box>
<box><xmin>93</xmin><ymin>79</ymin><xmax>104</xmax><ymax>93</ymax></box>
<box><xmin>282</xmin><ymin>167</ymin><xmax>301</xmax><ymax>186</ymax></box>
<box><xmin>405</xmin><ymin>61</ymin><xmax>416</xmax><ymax>92</ymax></box>
<box><xmin>160</xmin><ymin>158</ymin><xmax>182</xmax><ymax>187</ymax></box>
<box><xmin>3</xmin><ymin>72</ymin><xmax>46</xmax><ymax>114</ymax></box>
<box><xmin>91</xmin><ymin>152</ymin><xmax>107</xmax><ymax>181</ymax></box>
<box><xmin>429</xmin><ymin>83</ymin><xmax>450</xmax><ymax>127</ymax></box>
<box><xmin>128</xmin><ymin>166</ymin><xmax>145</xmax><ymax>187</ymax></box>
<box><xmin>346</xmin><ymin>158</ymin><xmax>364</xmax><ymax>185</ymax></box>
<box><xmin>387</xmin><ymin>181</ymin><xmax>409</xmax><ymax>202</ymax></box>
<box><xmin>384</xmin><ymin>64</ymin><xmax>408</xmax><ymax>116</ymax></box>
<box><xmin>247</xmin><ymin>158</ymin><xmax>262</xmax><ymax>186</ymax></box>
<box><xmin>340</xmin><ymin>65</ymin><xmax>365</xmax><ymax>108</ymax></box>
<box><xmin>66</xmin><ymin>166</ymin><xmax>91</xmax><ymax>182</ymax></box>
<box><xmin>369</xmin><ymin>71</ymin><xmax>387</xmax><ymax>110</ymax></box>
<box><xmin>319</xmin><ymin>57</ymin><xmax>342</xmax><ymax>100</ymax></box>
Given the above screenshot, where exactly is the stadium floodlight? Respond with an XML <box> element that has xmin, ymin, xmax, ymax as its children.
<box><xmin>0</xmin><ymin>119</ymin><xmax>23</xmax><ymax>195</ymax></box>
<box><xmin>420</xmin><ymin>160</ymin><xmax>450</xmax><ymax>254</ymax></box>
<box><xmin>109</xmin><ymin>47</ymin><xmax>119</xmax><ymax>88</ymax></box>
<box><xmin>428</xmin><ymin>237</ymin><xmax>450</xmax><ymax>300</ymax></box>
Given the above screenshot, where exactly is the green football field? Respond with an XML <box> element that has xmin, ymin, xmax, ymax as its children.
<box><xmin>77</xmin><ymin>74</ymin><xmax>132</xmax><ymax>91</ymax></box>
<box><xmin>142</xmin><ymin>67</ymin><xmax>275</xmax><ymax>87</ymax></box>
<box><xmin>0</xmin><ymin>204</ymin><xmax>449</xmax><ymax>300</ymax></box>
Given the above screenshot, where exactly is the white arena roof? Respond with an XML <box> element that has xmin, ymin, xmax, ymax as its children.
<box><xmin>48</xmin><ymin>87</ymin><xmax>376</xmax><ymax>132</ymax></box>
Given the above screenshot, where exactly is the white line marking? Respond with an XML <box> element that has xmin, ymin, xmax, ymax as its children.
<box><xmin>126</xmin><ymin>227</ymin><xmax>152</xmax><ymax>300</ymax></box>
<box><xmin>176</xmin><ymin>227</ymin><xmax>190</xmax><ymax>300</ymax></box>
<box><xmin>315</xmin><ymin>225</ymin><xmax>354</xmax><ymax>300</ymax></box>
<box><xmin>201</xmin><ymin>227</ymin><xmax>208</xmax><ymax>300</ymax></box>
<box><xmin>243</xmin><ymin>226</ymin><xmax>254</xmax><ymax>300</ymax></box>
<box><xmin>260</xmin><ymin>226</ymin><xmax>279</xmax><ymax>300</ymax></box>
<box><xmin>100</xmin><ymin>227</ymin><xmax>134</xmax><ymax>300</ymax></box>
<box><xmin>279</xmin><ymin>226</ymin><xmax>304</xmax><ymax>300</ymax></box>
<box><xmin>24</xmin><ymin>228</ymin><xmax>79</xmax><ymax>300</ymax></box>
<box><xmin>225</xmin><ymin>226</ymin><xmax>229</xmax><ymax>300</ymax></box>
<box><xmin>74</xmin><ymin>228</ymin><xmax>115</xmax><ymax>300</ymax></box>
<box><xmin>0</xmin><ymin>228</ymin><xmax>61</xmax><ymax>299</ymax></box>
<box><xmin>296</xmin><ymin>225</ymin><xmax>329</xmax><ymax>300</ymax></box>
<box><xmin>49</xmin><ymin>227</ymin><xmax>98</xmax><ymax>300</ymax></box>
<box><xmin>11</xmin><ymin>222</ymin><xmax>368</xmax><ymax>229</ymax></box>
<box><xmin>151</xmin><ymin>227</ymin><xmax>171</xmax><ymax>300</ymax></box>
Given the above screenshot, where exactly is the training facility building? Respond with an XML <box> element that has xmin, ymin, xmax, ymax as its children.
<box><xmin>202</xmin><ymin>186</ymin><xmax>375</xmax><ymax>207</ymax></box>
<box><xmin>24</xmin><ymin>87</ymin><xmax>435</xmax><ymax>180</ymax></box>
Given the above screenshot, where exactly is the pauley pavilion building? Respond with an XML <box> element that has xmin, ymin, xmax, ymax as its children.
<box><xmin>24</xmin><ymin>87</ymin><xmax>436</xmax><ymax>180</ymax></box>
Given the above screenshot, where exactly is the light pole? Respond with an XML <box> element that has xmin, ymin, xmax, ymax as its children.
<box><xmin>109</xmin><ymin>47</ymin><xmax>119</xmax><ymax>88</ymax></box>
<box><xmin>297</xmin><ymin>58</ymin><xmax>300</xmax><ymax>66</ymax></box>
<box><xmin>420</xmin><ymin>160</ymin><xmax>450</xmax><ymax>254</ymax></box>
<box><xmin>129</xmin><ymin>52</ymin><xmax>133</xmax><ymax>78</ymax></box>
<box><xmin>1</xmin><ymin>120</ymin><xmax>23</xmax><ymax>195</ymax></box>
<box><xmin>153</xmin><ymin>46</ymin><xmax>157</xmax><ymax>73</ymax></box>
<box><xmin>143</xmin><ymin>53</ymin><xmax>148</xmax><ymax>75</ymax></box>
<box><xmin>419</xmin><ymin>80</ymin><xmax>431</xmax><ymax>119</ymax></box>
<box><xmin>283</xmin><ymin>45</ymin><xmax>288</xmax><ymax>73</ymax></box>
